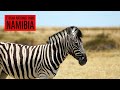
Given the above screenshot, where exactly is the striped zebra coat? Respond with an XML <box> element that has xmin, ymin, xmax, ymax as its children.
<box><xmin>0</xmin><ymin>26</ymin><xmax>87</xmax><ymax>79</ymax></box>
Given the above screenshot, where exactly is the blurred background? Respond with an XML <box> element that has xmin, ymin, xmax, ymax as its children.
<box><xmin>0</xmin><ymin>11</ymin><xmax>120</xmax><ymax>79</ymax></box>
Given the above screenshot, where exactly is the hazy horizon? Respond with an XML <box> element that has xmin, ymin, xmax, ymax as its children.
<box><xmin>0</xmin><ymin>11</ymin><xmax>120</xmax><ymax>27</ymax></box>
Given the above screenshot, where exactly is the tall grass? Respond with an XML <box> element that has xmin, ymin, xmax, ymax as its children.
<box><xmin>0</xmin><ymin>26</ymin><xmax>120</xmax><ymax>51</ymax></box>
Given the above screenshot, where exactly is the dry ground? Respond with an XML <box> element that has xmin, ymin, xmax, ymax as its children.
<box><xmin>6</xmin><ymin>50</ymin><xmax>120</xmax><ymax>79</ymax></box>
<box><xmin>54</xmin><ymin>50</ymin><xmax>120</xmax><ymax>79</ymax></box>
<box><xmin>0</xmin><ymin>26</ymin><xmax>120</xmax><ymax>79</ymax></box>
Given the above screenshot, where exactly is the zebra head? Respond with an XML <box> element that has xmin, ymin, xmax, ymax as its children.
<box><xmin>66</xmin><ymin>26</ymin><xmax>87</xmax><ymax>66</ymax></box>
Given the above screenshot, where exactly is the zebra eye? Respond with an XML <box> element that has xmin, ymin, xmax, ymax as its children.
<box><xmin>75</xmin><ymin>42</ymin><xmax>78</xmax><ymax>46</ymax></box>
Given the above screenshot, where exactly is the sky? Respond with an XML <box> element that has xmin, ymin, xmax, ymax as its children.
<box><xmin>0</xmin><ymin>11</ymin><xmax>120</xmax><ymax>27</ymax></box>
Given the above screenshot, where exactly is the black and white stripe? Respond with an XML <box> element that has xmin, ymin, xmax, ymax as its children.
<box><xmin>0</xmin><ymin>26</ymin><xmax>87</xmax><ymax>79</ymax></box>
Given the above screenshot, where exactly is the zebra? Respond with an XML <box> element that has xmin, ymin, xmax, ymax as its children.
<box><xmin>0</xmin><ymin>26</ymin><xmax>87</xmax><ymax>79</ymax></box>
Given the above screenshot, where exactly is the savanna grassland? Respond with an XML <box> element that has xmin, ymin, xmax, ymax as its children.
<box><xmin>0</xmin><ymin>26</ymin><xmax>120</xmax><ymax>79</ymax></box>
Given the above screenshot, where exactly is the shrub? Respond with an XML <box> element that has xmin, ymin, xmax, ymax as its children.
<box><xmin>14</xmin><ymin>37</ymin><xmax>37</xmax><ymax>46</ymax></box>
<box><xmin>84</xmin><ymin>33</ymin><xmax>120</xmax><ymax>51</ymax></box>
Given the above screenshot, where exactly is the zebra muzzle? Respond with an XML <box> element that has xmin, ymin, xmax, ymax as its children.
<box><xmin>78</xmin><ymin>54</ymin><xmax>87</xmax><ymax>66</ymax></box>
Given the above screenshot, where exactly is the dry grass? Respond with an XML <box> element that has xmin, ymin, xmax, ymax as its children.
<box><xmin>6</xmin><ymin>50</ymin><xmax>120</xmax><ymax>79</ymax></box>
<box><xmin>0</xmin><ymin>26</ymin><xmax>120</xmax><ymax>79</ymax></box>
<box><xmin>54</xmin><ymin>50</ymin><xmax>120</xmax><ymax>79</ymax></box>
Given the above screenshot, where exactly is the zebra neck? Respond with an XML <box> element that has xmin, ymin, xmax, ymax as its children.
<box><xmin>51</xmin><ymin>38</ymin><xmax>68</xmax><ymax>65</ymax></box>
<box><xmin>47</xmin><ymin>30</ymin><xmax>69</xmax><ymax>66</ymax></box>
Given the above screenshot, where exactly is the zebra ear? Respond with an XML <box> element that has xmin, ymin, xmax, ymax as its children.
<box><xmin>66</xmin><ymin>26</ymin><xmax>82</xmax><ymax>37</ymax></box>
<box><xmin>66</xmin><ymin>27</ymin><xmax>76</xmax><ymax>36</ymax></box>
<box><xmin>71</xmin><ymin>28</ymin><xmax>83</xmax><ymax>37</ymax></box>
<box><xmin>77</xmin><ymin>29</ymin><xmax>83</xmax><ymax>37</ymax></box>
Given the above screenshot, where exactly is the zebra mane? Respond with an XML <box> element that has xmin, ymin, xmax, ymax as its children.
<box><xmin>47</xmin><ymin>29</ymin><xmax>66</xmax><ymax>43</ymax></box>
<box><xmin>47</xmin><ymin>26</ymin><xmax>82</xmax><ymax>44</ymax></box>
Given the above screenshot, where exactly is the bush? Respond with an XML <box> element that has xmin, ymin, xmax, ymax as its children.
<box><xmin>84</xmin><ymin>33</ymin><xmax>120</xmax><ymax>51</ymax></box>
<box><xmin>14</xmin><ymin>37</ymin><xmax>37</xmax><ymax>46</ymax></box>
